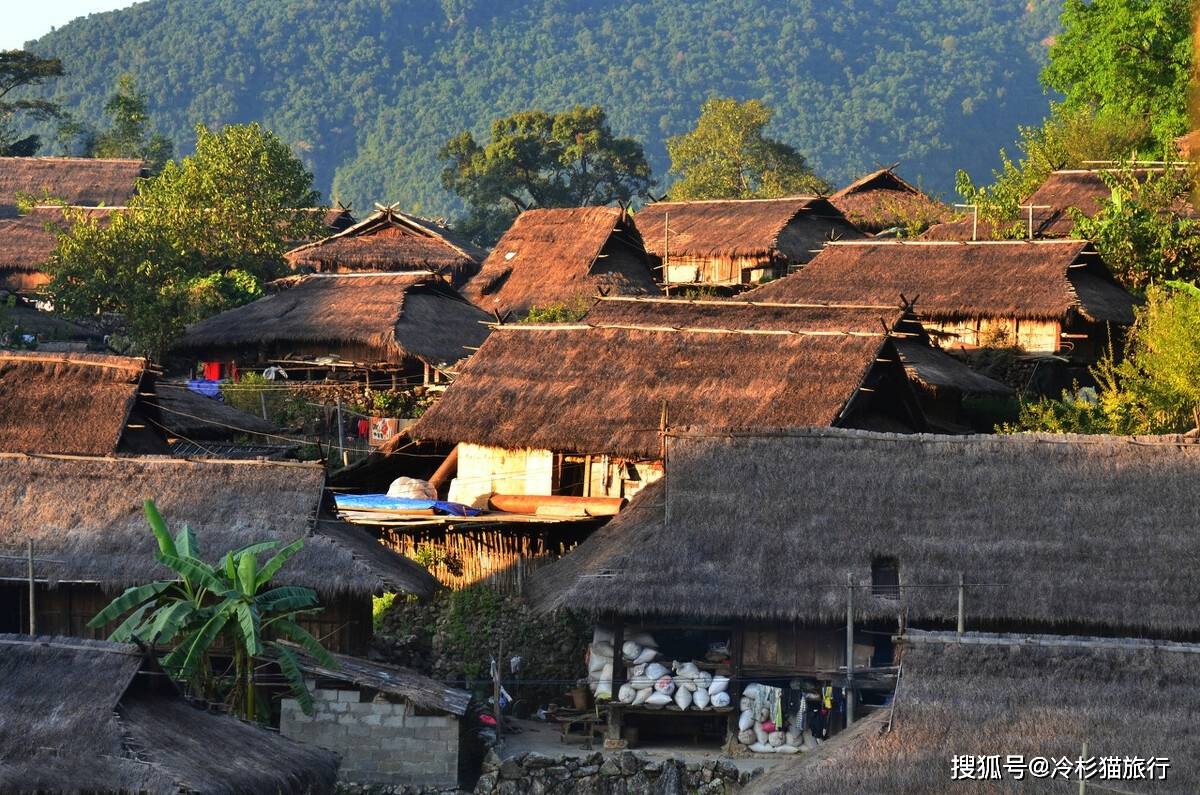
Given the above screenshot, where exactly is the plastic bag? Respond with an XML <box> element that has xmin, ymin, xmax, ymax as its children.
<box><xmin>748</xmin><ymin>743</ymin><xmax>774</xmax><ymax>754</ymax></box>
<box><xmin>653</xmin><ymin>675</ymin><xmax>676</xmax><ymax>696</ymax></box>
<box><xmin>674</xmin><ymin>687</ymin><xmax>693</xmax><ymax>710</ymax></box>
<box><xmin>693</xmin><ymin>688</ymin><xmax>710</xmax><ymax>709</ymax></box>
<box><xmin>621</xmin><ymin>641</ymin><xmax>642</xmax><ymax>661</ymax></box>
<box><xmin>768</xmin><ymin>731</ymin><xmax>785</xmax><ymax>747</ymax></box>
<box><xmin>738</xmin><ymin>710</ymin><xmax>754</xmax><ymax>731</ymax></box>
<box><xmin>775</xmin><ymin>745</ymin><xmax>801</xmax><ymax>754</ymax></box>
<box><xmin>632</xmin><ymin>687</ymin><xmax>652</xmax><ymax>706</ymax></box>
<box><xmin>645</xmin><ymin>662</ymin><xmax>669</xmax><ymax>680</ymax></box>
<box><xmin>742</xmin><ymin>683</ymin><xmax>760</xmax><ymax>699</ymax></box>
<box><xmin>695</xmin><ymin>671</ymin><xmax>713</xmax><ymax>692</ymax></box>
<box><xmin>644</xmin><ymin>692</ymin><xmax>672</xmax><ymax>708</ymax></box>
<box><xmin>710</xmin><ymin>691</ymin><xmax>730</xmax><ymax>708</ymax></box>
<box><xmin>708</xmin><ymin>675</ymin><xmax>730</xmax><ymax>695</ymax></box>
<box><xmin>628</xmin><ymin>632</ymin><xmax>657</xmax><ymax>648</ymax></box>
<box><xmin>738</xmin><ymin>728</ymin><xmax>755</xmax><ymax>745</ymax></box>
<box><xmin>591</xmin><ymin>641</ymin><xmax>614</xmax><ymax>658</ymax></box>
<box><xmin>618</xmin><ymin>684</ymin><xmax>636</xmax><ymax>704</ymax></box>
<box><xmin>633</xmin><ymin>647</ymin><xmax>658</xmax><ymax>665</ymax></box>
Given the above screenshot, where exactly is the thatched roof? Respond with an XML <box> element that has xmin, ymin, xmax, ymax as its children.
<box><xmin>0</xmin><ymin>157</ymin><xmax>145</xmax><ymax>218</ymax></box>
<box><xmin>150</xmin><ymin>382</ymin><xmax>280</xmax><ymax>440</ymax></box>
<box><xmin>0</xmin><ymin>351</ymin><xmax>156</xmax><ymax>455</ymax></box>
<box><xmin>411</xmin><ymin>304</ymin><xmax>922</xmax><ymax>459</ymax></box>
<box><xmin>0</xmin><ymin>635</ymin><xmax>339</xmax><ymax>794</ymax></box>
<box><xmin>530</xmin><ymin>428</ymin><xmax>1200</xmax><ymax>634</ymax></box>
<box><xmin>464</xmin><ymin>206</ymin><xmax>658</xmax><ymax>317</ymax></box>
<box><xmin>175</xmin><ymin>273</ymin><xmax>492</xmax><ymax>366</ymax></box>
<box><xmin>636</xmin><ymin>197</ymin><xmax>857</xmax><ymax>258</ymax></box>
<box><xmin>749</xmin><ymin>631</ymin><xmax>1200</xmax><ymax>794</ymax></box>
<box><xmin>829</xmin><ymin>166</ymin><xmax>950</xmax><ymax>234</ymax></box>
<box><xmin>289</xmin><ymin>644</ymin><xmax>471</xmax><ymax>716</ymax></box>
<box><xmin>0</xmin><ymin>206</ymin><xmax>117</xmax><ymax>274</ymax></box>
<box><xmin>745</xmin><ymin>240</ymin><xmax>1137</xmax><ymax>324</ymax></box>
<box><xmin>285</xmin><ymin>207</ymin><xmax>484</xmax><ymax>287</ymax></box>
<box><xmin>0</xmin><ymin>303</ymin><xmax>103</xmax><ymax>348</ymax></box>
<box><xmin>0</xmin><ymin>453</ymin><xmax>437</xmax><ymax>598</ymax></box>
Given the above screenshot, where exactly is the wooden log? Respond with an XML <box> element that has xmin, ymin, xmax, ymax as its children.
<box><xmin>428</xmin><ymin>444</ymin><xmax>459</xmax><ymax>498</ymax></box>
<box><xmin>487</xmin><ymin>493</ymin><xmax>626</xmax><ymax>516</ymax></box>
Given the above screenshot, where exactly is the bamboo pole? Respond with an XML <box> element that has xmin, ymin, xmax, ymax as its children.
<box><xmin>845</xmin><ymin>575</ymin><xmax>855</xmax><ymax>726</ymax></box>
<box><xmin>957</xmin><ymin>572</ymin><xmax>965</xmax><ymax>635</ymax></box>
<box><xmin>27</xmin><ymin>538</ymin><xmax>35</xmax><ymax>635</ymax></box>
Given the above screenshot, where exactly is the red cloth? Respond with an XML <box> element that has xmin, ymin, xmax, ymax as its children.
<box><xmin>202</xmin><ymin>361</ymin><xmax>221</xmax><ymax>381</ymax></box>
<box><xmin>357</xmin><ymin>418</ymin><xmax>369</xmax><ymax>439</ymax></box>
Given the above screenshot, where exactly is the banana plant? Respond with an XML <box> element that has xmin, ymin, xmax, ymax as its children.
<box><xmin>89</xmin><ymin>500</ymin><xmax>336</xmax><ymax>720</ymax></box>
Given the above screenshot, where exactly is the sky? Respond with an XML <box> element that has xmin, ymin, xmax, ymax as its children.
<box><xmin>4</xmin><ymin>1</ymin><xmax>141</xmax><ymax>51</ymax></box>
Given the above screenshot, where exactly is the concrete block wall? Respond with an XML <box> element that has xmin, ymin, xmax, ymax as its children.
<box><xmin>281</xmin><ymin>682</ymin><xmax>459</xmax><ymax>787</ymax></box>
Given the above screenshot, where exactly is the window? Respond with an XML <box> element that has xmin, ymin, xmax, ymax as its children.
<box><xmin>871</xmin><ymin>557</ymin><xmax>900</xmax><ymax>600</ymax></box>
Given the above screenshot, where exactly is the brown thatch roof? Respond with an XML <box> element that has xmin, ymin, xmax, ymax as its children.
<box><xmin>0</xmin><ymin>206</ymin><xmax>118</xmax><ymax>273</ymax></box>
<box><xmin>745</xmin><ymin>240</ymin><xmax>1137</xmax><ymax>324</ymax></box>
<box><xmin>829</xmin><ymin>166</ymin><xmax>950</xmax><ymax>234</ymax></box>
<box><xmin>463</xmin><ymin>206</ymin><xmax>658</xmax><ymax>317</ymax></box>
<box><xmin>411</xmin><ymin>306</ymin><xmax>922</xmax><ymax>459</ymax></box>
<box><xmin>0</xmin><ymin>453</ymin><xmax>437</xmax><ymax>598</ymax></box>
<box><xmin>0</xmin><ymin>157</ymin><xmax>145</xmax><ymax>218</ymax></box>
<box><xmin>285</xmin><ymin>207</ymin><xmax>484</xmax><ymax>287</ymax></box>
<box><xmin>150</xmin><ymin>382</ymin><xmax>280</xmax><ymax>440</ymax></box>
<box><xmin>0</xmin><ymin>351</ymin><xmax>155</xmax><ymax>455</ymax></box>
<box><xmin>175</xmin><ymin>273</ymin><xmax>492</xmax><ymax>366</ymax></box>
<box><xmin>530</xmin><ymin>428</ymin><xmax>1200</xmax><ymax>634</ymax></box>
<box><xmin>749</xmin><ymin>631</ymin><xmax>1200</xmax><ymax>795</ymax></box>
<box><xmin>0</xmin><ymin>634</ymin><xmax>339</xmax><ymax>794</ymax></box>
<box><xmin>1</xmin><ymin>303</ymin><xmax>103</xmax><ymax>348</ymax></box>
<box><xmin>636</xmin><ymin>197</ymin><xmax>857</xmax><ymax>258</ymax></box>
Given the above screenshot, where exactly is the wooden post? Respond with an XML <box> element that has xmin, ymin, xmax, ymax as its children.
<box><xmin>957</xmin><ymin>572</ymin><xmax>965</xmax><ymax>635</ymax></box>
<box><xmin>663</xmin><ymin>211</ymin><xmax>670</xmax><ymax>297</ymax></box>
<box><xmin>1079</xmin><ymin>742</ymin><xmax>1087</xmax><ymax>795</ymax></box>
<box><xmin>845</xmin><ymin>576</ymin><xmax>854</xmax><ymax>726</ymax></box>
<box><xmin>611</xmin><ymin>618</ymin><xmax>626</xmax><ymax>694</ymax></box>
<box><xmin>493</xmin><ymin>637</ymin><xmax>503</xmax><ymax>744</ymax></box>
<box><xmin>335</xmin><ymin>398</ymin><xmax>347</xmax><ymax>467</ymax></box>
<box><xmin>27</xmin><ymin>538</ymin><xmax>35</xmax><ymax>635</ymax></box>
<box><xmin>259</xmin><ymin>390</ymin><xmax>269</xmax><ymax>421</ymax></box>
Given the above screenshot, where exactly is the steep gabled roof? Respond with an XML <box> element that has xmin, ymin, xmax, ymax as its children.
<box><xmin>411</xmin><ymin>304</ymin><xmax>921</xmax><ymax>458</ymax></box>
<box><xmin>636</xmin><ymin>196</ymin><xmax>855</xmax><ymax>258</ymax></box>
<box><xmin>285</xmin><ymin>206</ymin><xmax>484</xmax><ymax>286</ymax></box>
<box><xmin>829</xmin><ymin>166</ymin><xmax>950</xmax><ymax>233</ymax></box>
<box><xmin>463</xmin><ymin>206</ymin><xmax>658</xmax><ymax>317</ymax></box>
<box><xmin>175</xmin><ymin>272</ymin><xmax>492</xmax><ymax>365</ymax></box>
<box><xmin>531</xmin><ymin>428</ymin><xmax>1200</xmax><ymax>634</ymax></box>
<box><xmin>0</xmin><ymin>206</ymin><xmax>118</xmax><ymax>274</ymax></box>
<box><xmin>0</xmin><ymin>453</ymin><xmax>437</xmax><ymax>598</ymax></box>
<box><xmin>745</xmin><ymin>240</ymin><xmax>1136</xmax><ymax>324</ymax></box>
<box><xmin>0</xmin><ymin>635</ymin><xmax>339</xmax><ymax>794</ymax></box>
<box><xmin>0</xmin><ymin>157</ymin><xmax>145</xmax><ymax>217</ymax></box>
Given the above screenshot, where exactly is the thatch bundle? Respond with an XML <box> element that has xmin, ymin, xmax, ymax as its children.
<box><xmin>0</xmin><ymin>453</ymin><xmax>437</xmax><ymax>598</ymax></box>
<box><xmin>530</xmin><ymin>428</ymin><xmax>1200</xmax><ymax>635</ymax></box>
<box><xmin>0</xmin><ymin>351</ymin><xmax>151</xmax><ymax>455</ymax></box>
<box><xmin>746</xmin><ymin>240</ymin><xmax>1136</xmax><ymax>324</ymax></box>
<box><xmin>285</xmin><ymin>207</ymin><xmax>484</xmax><ymax>286</ymax></box>
<box><xmin>0</xmin><ymin>156</ymin><xmax>145</xmax><ymax>217</ymax></box>
<box><xmin>411</xmin><ymin>310</ymin><xmax>908</xmax><ymax>459</ymax></box>
<box><xmin>0</xmin><ymin>635</ymin><xmax>339</xmax><ymax>794</ymax></box>
<box><xmin>829</xmin><ymin>167</ymin><xmax>950</xmax><ymax>234</ymax></box>
<box><xmin>463</xmin><ymin>206</ymin><xmax>658</xmax><ymax>317</ymax></box>
<box><xmin>748</xmin><ymin>631</ymin><xmax>1200</xmax><ymax>794</ymax></box>
<box><xmin>175</xmin><ymin>272</ymin><xmax>491</xmax><ymax>366</ymax></box>
<box><xmin>636</xmin><ymin>197</ymin><xmax>857</xmax><ymax>259</ymax></box>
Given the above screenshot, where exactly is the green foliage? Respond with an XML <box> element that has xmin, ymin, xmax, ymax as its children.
<box><xmin>372</xmin><ymin>592</ymin><xmax>396</xmax><ymax>631</ymax></box>
<box><xmin>91</xmin><ymin>74</ymin><xmax>174</xmax><ymax>173</ymax></box>
<box><xmin>90</xmin><ymin>500</ymin><xmax>334</xmax><ymax>721</ymax></box>
<box><xmin>0</xmin><ymin>50</ymin><xmax>64</xmax><ymax>156</ymax></box>
<box><xmin>519</xmin><ymin>298</ymin><xmax>591</xmax><ymax>324</ymax></box>
<box><xmin>1042</xmin><ymin>0</ymin><xmax>1191</xmax><ymax>143</ymax></box>
<box><xmin>1006</xmin><ymin>285</ymin><xmax>1200</xmax><ymax>435</ymax></box>
<box><xmin>19</xmin><ymin>1</ymin><xmax>1063</xmax><ymax>214</ymax></box>
<box><xmin>666</xmin><ymin>98</ymin><xmax>828</xmax><ymax>200</ymax></box>
<box><xmin>47</xmin><ymin>122</ymin><xmax>324</xmax><ymax>357</ymax></box>
<box><xmin>441</xmin><ymin>106</ymin><xmax>651</xmax><ymax>244</ymax></box>
<box><xmin>954</xmin><ymin>104</ymin><xmax>1152</xmax><ymax>237</ymax></box>
<box><xmin>1070</xmin><ymin>166</ymin><xmax>1200</xmax><ymax>290</ymax></box>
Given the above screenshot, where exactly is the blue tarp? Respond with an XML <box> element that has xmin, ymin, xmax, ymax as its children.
<box><xmin>187</xmin><ymin>379</ymin><xmax>224</xmax><ymax>398</ymax></box>
<box><xmin>335</xmin><ymin>494</ymin><xmax>482</xmax><ymax>517</ymax></box>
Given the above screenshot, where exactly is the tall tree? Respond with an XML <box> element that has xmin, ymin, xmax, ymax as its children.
<box><xmin>666</xmin><ymin>98</ymin><xmax>828</xmax><ymax>200</ymax></box>
<box><xmin>48</xmin><ymin>122</ymin><xmax>324</xmax><ymax>357</ymax></box>
<box><xmin>0</xmin><ymin>51</ymin><xmax>64</xmax><ymax>156</ymax></box>
<box><xmin>92</xmin><ymin>74</ymin><xmax>174</xmax><ymax>173</ymax></box>
<box><xmin>440</xmin><ymin>106</ymin><xmax>652</xmax><ymax>244</ymax></box>
<box><xmin>1041</xmin><ymin>0</ymin><xmax>1191</xmax><ymax>143</ymax></box>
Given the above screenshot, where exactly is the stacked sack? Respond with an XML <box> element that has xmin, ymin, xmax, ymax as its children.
<box><xmin>586</xmin><ymin>629</ymin><xmax>733</xmax><ymax>711</ymax></box>
<box><xmin>734</xmin><ymin>684</ymin><xmax>818</xmax><ymax>755</ymax></box>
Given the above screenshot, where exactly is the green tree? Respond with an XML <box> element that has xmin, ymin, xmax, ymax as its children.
<box><xmin>89</xmin><ymin>500</ymin><xmax>336</xmax><ymax>721</ymax></box>
<box><xmin>1042</xmin><ymin>0</ymin><xmax>1191</xmax><ymax>144</ymax></box>
<box><xmin>0</xmin><ymin>51</ymin><xmax>65</xmax><ymax>156</ymax></box>
<box><xmin>48</xmin><ymin>122</ymin><xmax>324</xmax><ymax>357</ymax></box>
<box><xmin>92</xmin><ymin>74</ymin><xmax>174</xmax><ymax>173</ymax></box>
<box><xmin>440</xmin><ymin>106</ymin><xmax>652</xmax><ymax>244</ymax></box>
<box><xmin>666</xmin><ymin>98</ymin><xmax>829</xmax><ymax>201</ymax></box>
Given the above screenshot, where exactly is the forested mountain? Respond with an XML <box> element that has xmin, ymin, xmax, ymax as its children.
<box><xmin>22</xmin><ymin>0</ymin><xmax>1061</xmax><ymax>216</ymax></box>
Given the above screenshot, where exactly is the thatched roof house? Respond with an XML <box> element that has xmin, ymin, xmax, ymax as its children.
<box><xmin>748</xmin><ymin>631</ymin><xmax>1200</xmax><ymax>794</ymax></box>
<box><xmin>0</xmin><ymin>205</ymin><xmax>117</xmax><ymax>292</ymax></box>
<box><xmin>0</xmin><ymin>351</ymin><xmax>168</xmax><ymax>455</ymax></box>
<box><xmin>635</xmin><ymin>196</ymin><xmax>862</xmax><ymax>286</ymax></box>
<box><xmin>463</xmin><ymin>206</ymin><xmax>658</xmax><ymax>318</ymax></box>
<box><xmin>174</xmin><ymin>273</ymin><xmax>491</xmax><ymax>376</ymax></box>
<box><xmin>0</xmin><ymin>157</ymin><xmax>145</xmax><ymax>218</ymax></box>
<box><xmin>531</xmin><ymin>428</ymin><xmax>1200</xmax><ymax>636</ymax></box>
<box><xmin>829</xmin><ymin>166</ymin><xmax>950</xmax><ymax>234</ymax></box>
<box><xmin>0</xmin><ymin>634</ymin><xmax>339</xmax><ymax>794</ymax></box>
<box><xmin>0</xmin><ymin>454</ymin><xmax>437</xmax><ymax>649</ymax></box>
<box><xmin>150</xmin><ymin>382</ymin><xmax>281</xmax><ymax>441</ymax></box>
<box><xmin>744</xmin><ymin>240</ymin><xmax>1137</xmax><ymax>357</ymax></box>
<box><xmin>285</xmin><ymin>207</ymin><xmax>484</xmax><ymax>287</ymax></box>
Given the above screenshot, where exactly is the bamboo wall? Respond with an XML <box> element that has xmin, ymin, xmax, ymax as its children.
<box><xmin>380</xmin><ymin>528</ymin><xmax>578</xmax><ymax>593</ymax></box>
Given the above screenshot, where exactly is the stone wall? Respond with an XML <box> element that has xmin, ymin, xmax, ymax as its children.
<box><xmin>281</xmin><ymin>682</ymin><xmax>459</xmax><ymax>788</ymax></box>
<box><xmin>475</xmin><ymin>750</ymin><xmax>756</xmax><ymax>795</ymax></box>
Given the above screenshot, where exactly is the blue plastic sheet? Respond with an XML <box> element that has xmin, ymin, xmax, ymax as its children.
<box><xmin>335</xmin><ymin>494</ymin><xmax>482</xmax><ymax>517</ymax></box>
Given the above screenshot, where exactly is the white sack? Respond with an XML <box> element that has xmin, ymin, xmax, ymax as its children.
<box><xmin>710</xmin><ymin>691</ymin><xmax>731</xmax><ymax>708</ymax></box>
<box><xmin>738</xmin><ymin>710</ymin><xmax>755</xmax><ymax>731</ymax></box>
<box><xmin>708</xmin><ymin>675</ymin><xmax>730</xmax><ymax>695</ymax></box>
<box><xmin>748</xmin><ymin>743</ymin><xmax>775</xmax><ymax>754</ymax></box>
<box><xmin>742</xmin><ymin>683</ymin><xmax>760</xmax><ymax>699</ymax></box>
<box><xmin>754</xmin><ymin>724</ymin><xmax>768</xmax><ymax>745</ymax></box>
<box><xmin>621</xmin><ymin>641</ymin><xmax>642</xmax><ymax>661</ymax></box>
<box><xmin>692</xmin><ymin>688</ymin><xmax>710</xmax><ymax>709</ymax></box>
<box><xmin>768</xmin><ymin>731</ymin><xmax>785</xmax><ymax>747</ymax></box>
<box><xmin>618</xmin><ymin>684</ymin><xmax>636</xmax><ymax>704</ymax></box>
<box><xmin>633</xmin><ymin>647</ymin><xmax>659</xmax><ymax>665</ymax></box>
<box><xmin>387</xmin><ymin>477</ymin><xmax>436</xmax><ymax>500</ymax></box>
<box><xmin>739</xmin><ymin>696</ymin><xmax>751</xmax><ymax>712</ymax></box>
<box><xmin>737</xmin><ymin>729</ymin><xmax>755</xmax><ymax>745</ymax></box>
<box><xmin>644</xmin><ymin>692</ymin><xmax>672</xmax><ymax>708</ymax></box>
<box><xmin>632</xmin><ymin>687</ymin><xmax>652</xmax><ymax>706</ymax></box>
<box><xmin>653</xmin><ymin>675</ymin><xmax>675</xmax><ymax>696</ymax></box>
<box><xmin>674</xmin><ymin>687</ymin><xmax>692</xmax><ymax>710</ymax></box>
<box><xmin>592</xmin><ymin>627</ymin><xmax>615</xmax><ymax>645</ymax></box>
<box><xmin>627</xmin><ymin>632</ymin><xmax>657</xmax><ymax>648</ymax></box>
<box><xmin>695</xmin><ymin>671</ymin><xmax>713</xmax><ymax>692</ymax></box>
<box><xmin>775</xmin><ymin>745</ymin><xmax>800</xmax><ymax>755</ymax></box>
<box><xmin>645</xmin><ymin>662</ymin><xmax>669</xmax><ymax>680</ymax></box>
<box><xmin>591</xmin><ymin>641</ymin><xmax>614</xmax><ymax>658</ymax></box>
